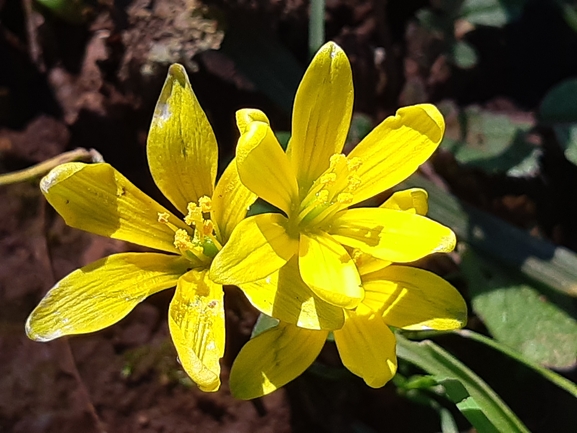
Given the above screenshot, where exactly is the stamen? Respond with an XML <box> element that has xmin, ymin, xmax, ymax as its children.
<box><xmin>347</xmin><ymin>157</ymin><xmax>362</xmax><ymax>171</ymax></box>
<box><xmin>174</xmin><ymin>229</ymin><xmax>209</xmax><ymax>264</ymax></box>
<box><xmin>337</xmin><ymin>192</ymin><xmax>353</xmax><ymax>204</ymax></box>
<box><xmin>184</xmin><ymin>202</ymin><xmax>203</xmax><ymax>227</ymax></box>
<box><xmin>182</xmin><ymin>198</ymin><xmax>223</xmax><ymax>258</ymax></box>
<box><xmin>174</xmin><ymin>229</ymin><xmax>199</xmax><ymax>253</ymax></box>
<box><xmin>296</xmin><ymin>153</ymin><xmax>364</xmax><ymax>228</ymax></box>
<box><xmin>198</xmin><ymin>196</ymin><xmax>212</xmax><ymax>213</ymax></box>
<box><xmin>320</xmin><ymin>173</ymin><xmax>336</xmax><ymax>185</ymax></box>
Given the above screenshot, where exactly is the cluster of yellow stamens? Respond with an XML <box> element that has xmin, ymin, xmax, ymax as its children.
<box><xmin>296</xmin><ymin>154</ymin><xmax>362</xmax><ymax>227</ymax></box>
<box><xmin>158</xmin><ymin>196</ymin><xmax>221</xmax><ymax>265</ymax></box>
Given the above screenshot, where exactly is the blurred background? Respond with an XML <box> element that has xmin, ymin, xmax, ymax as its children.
<box><xmin>2</xmin><ymin>0</ymin><xmax>577</xmax><ymax>432</ymax></box>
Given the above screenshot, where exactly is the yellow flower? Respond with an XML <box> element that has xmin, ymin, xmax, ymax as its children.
<box><xmin>210</xmin><ymin>42</ymin><xmax>456</xmax><ymax>310</ymax></box>
<box><xmin>228</xmin><ymin>190</ymin><xmax>468</xmax><ymax>399</ymax></box>
<box><xmin>25</xmin><ymin>64</ymin><xmax>255</xmax><ymax>392</ymax></box>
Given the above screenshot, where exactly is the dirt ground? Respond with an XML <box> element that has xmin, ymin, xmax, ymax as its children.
<box><xmin>2</xmin><ymin>0</ymin><xmax>577</xmax><ymax>432</ymax></box>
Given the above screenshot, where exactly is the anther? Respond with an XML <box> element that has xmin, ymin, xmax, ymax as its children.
<box><xmin>199</xmin><ymin>196</ymin><xmax>212</xmax><ymax>213</ymax></box>
<box><xmin>337</xmin><ymin>192</ymin><xmax>354</xmax><ymax>204</ymax></box>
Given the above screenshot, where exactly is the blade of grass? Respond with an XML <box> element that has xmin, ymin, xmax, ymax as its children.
<box><xmin>396</xmin><ymin>333</ymin><xmax>530</xmax><ymax>433</ymax></box>
<box><xmin>454</xmin><ymin>329</ymin><xmax>577</xmax><ymax>398</ymax></box>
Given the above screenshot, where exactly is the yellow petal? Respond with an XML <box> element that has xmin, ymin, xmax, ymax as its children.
<box><xmin>26</xmin><ymin>253</ymin><xmax>189</xmax><ymax>341</ymax></box>
<box><xmin>240</xmin><ymin>257</ymin><xmax>344</xmax><ymax>330</ymax></box>
<box><xmin>348</xmin><ymin>104</ymin><xmax>445</xmax><ymax>205</ymax></box>
<box><xmin>329</xmin><ymin>208</ymin><xmax>456</xmax><ymax>263</ymax></box>
<box><xmin>236</xmin><ymin>108</ymin><xmax>270</xmax><ymax>134</ymax></box>
<box><xmin>147</xmin><ymin>64</ymin><xmax>217</xmax><ymax>214</ymax></box>
<box><xmin>168</xmin><ymin>270</ymin><xmax>225</xmax><ymax>392</ymax></box>
<box><xmin>211</xmin><ymin>158</ymin><xmax>257</xmax><ymax>244</ymax></box>
<box><xmin>334</xmin><ymin>310</ymin><xmax>397</xmax><ymax>388</ymax></box>
<box><xmin>381</xmin><ymin>188</ymin><xmax>428</xmax><ymax>215</ymax></box>
<box><xmin>41</xmin><ymin>162</ymin><xmax>186</xmax><ymax>254</ymax></box>
<box><xmin>362</xmin><ymin>265</ymin><xmax>468</xmax><ymax>331</ymax></box>
<box><xmin>287</xmin><ymin>42</ymin><xmax>354</xmax><ymax>192</ymax></box>
<box><xmin>229</xmin><ymin>322</ymin><xmax>328</xmax><ymax>399</ymax></box>
<box><xmin>298</xmin><ymin>232</ymin><xmax>363</xmax><ymax>309</ymax></box>
<box><xmin>210</xmin><ymin>213</ymin><xmax>298</xmax><ymax>285</ymax></box>
<box><xmin>236</xmin><ymin>119</ymin><xmax>299</xmax><ymax>215</ymax></box>
<box><xmin>353</xmin><ymin>251</ymin><xmax>391</xmax><ymax>276</ymax></box>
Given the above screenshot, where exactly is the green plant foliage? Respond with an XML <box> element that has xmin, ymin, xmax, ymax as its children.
<box><xmin>539</xmin><ymin>78</ymin><xmax>577</xmax><ymax>124</ymax></box>
<box><xmin>396</xmin><ymin>334</ymin><xmax>530</xmax><ymax>433</ymax></box>
<box><xmin>394</xmin><ymin>374</ymin><xmax>459</xmax><ymax>433</ymax></box>
<box><xmin>441</xmin><ymin>105</ymin><xmax>537</xmax><ymax>175</ymax></box>
<box><xmin>461</xmin><ymin>248</ymin><xmax>577</xmax><ymax>369</ymax></box>
<box><xmin>399</xmin><ymin>174</ymin><xmax>577</xmax><ymax>298</ymax></box>
<box><xmin>451</xmin><ymin>40</ymin><xmax>478</xmax><ymax>69</ymax></box>
<box><xmin>554</xmin><ymin>125</ymin><xmax>577</xmax><ymax>165</ymax></box>
<box><xmin>455</xmin><ymin>329</ymin><xmax>577</xmax><ymax>398</ymax></box>
<box><xmin>538</xmin><ymin>78</ymin><xmax>577</xmax><ymax>165</ymax></box>
<box><xmin>460</xmin><ymin>0</ymin><xmax>528</xmax><ymax>27</ymax></box>
<box><xmin>35</xmin><ymin>0</ymin><xmax>87</xmax><ymax>24</ymax></box>
<box><xmin>560</xmin><ymin>1</ymin><xmax>577</xmax><ymax>32</ymax></box>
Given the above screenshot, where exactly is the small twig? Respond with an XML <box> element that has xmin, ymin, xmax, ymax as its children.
<box><xmin>21</xmin><ymin>0</ymin><xmax>45</xmax><ymax>71</ymax></box>
<box><xmin>0</xmin><ymin>148</ymin><xmax>103</xmax><ymax>185</ymax></box>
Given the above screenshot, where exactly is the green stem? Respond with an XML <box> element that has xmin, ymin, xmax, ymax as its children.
<box><xmin>309</xmin><ymin>0</ymin><xmax>325</xmax><ymax>57</ymax></box>
<box><xmin>454</xmin><ymin>329</ymin><xmax>577</xmax><ymax>398</ymax></box>
<box><xmin>0</xmin><ymin>148</ymin><xmax>103</xmax><ymax>186</ymax></box>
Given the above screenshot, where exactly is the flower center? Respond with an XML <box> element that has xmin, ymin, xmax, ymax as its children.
<box><xmin>158</xmin><ymin>196</ymin><xmax>222</xmax><ymax>266</ymax></box>
<box><xmin>296</xmin><ymin>154</ymin><xmax>362</xmax><ymax>228</ymax></box>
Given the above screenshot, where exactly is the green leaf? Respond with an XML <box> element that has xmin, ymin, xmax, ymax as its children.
<box><xmin>455</xmin><ymin>329</ymin><xmax>577</xmax><ymax>398</ymax></box>
<box><xmin>394</xmin><ymin>373</ymin><xmax>459</xmax><ymax>433</ymax></box>
<box><xmin>250</xmin><ymin>313</ymin><xmax>279</xmax><ymax>338</ymax></box>
<box><xmin>461</xmin><ymin>249</ymin><xmax>577</xmax><ymax>369</ymax></box>
<box><xmin>451</xmin><ymin>41</ymin><xmax>478</xmax><ymax>69</ymax></box>
<box><xmin>396</xmin><ymin>334</ymin><xmax>530</xmax><ymax>433</ymax></box>
<box><xmin>36</xmin><ymin>0</ymin><xmax>87</xmax><ymax>24</ymax></box>
<box><xmin>553</xmin><ymin>124</ymin><xmax>577</xmax><ymax>165</ymax></box>
<box><xmin>460</xmin><ymin>0</ymin><xmax>528</xmax><ymax>27</ymax></box>
<box><xmin>561</xmin><ymin>2</ymin><xmax>577</xmax><ymax>33</ymax></box>
<box><xmin>539</xmin><ymin>78</ymin><xmax>577</xmax><ymax>124</ymax></box>
<box><xmin>440</xmin><ymin>106</ymin><xmax>535</xmax><ymax>175</ymax></box>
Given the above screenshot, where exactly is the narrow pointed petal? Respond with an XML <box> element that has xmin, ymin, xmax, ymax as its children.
<box><xmin>41</xmin><ymin>162</ymin><xmax>187</xmax><ymax>254</ymax></box>
<box><xmin>348</xmin><ymin>104</ymin><xmax>445</xmax><ymax>205</ymax></box>
<box><xmin>26</xmin><ymin>253</ymin><xmax>189</xmax><ymax>341</ymax></box>
<box><xmin>329</xmin><ymin>208</ymin><xmax>456</xmax><ymax>263</ymax></box>
<box><xmin>362</xmin><ymin>265</ymin><xmax>467</xmax><ymax>331</ymax></box>
<box><xmin>210</xmin><ymin>213</ymin><xmax>298</xmax><ymax>285</ymax></box>
<box><xmin>212</xmin><ymin>158</ymin><xmax>257</xmax><ymax>244</ymax></box>
<box><xmin>240</xmin><ymin>257</ymin><xmax>344</xmax><ymax>330</ymax></box>
<box><xmin>381</xmin><ymin>188</ymin><xmax>428</xmax><ymax>215</ymax></box>
<box><xmin>236</xmin><ymin>120</ymin><xmax>299</xmax><ymax>215</ymax></box>
<box><xmin>287</xmin><ymin>42</ymin><xmax>354</xmax><ymax>191</ymax></box>
<box><xmin>299</xmin><ymin>232</ymin><xmax>363</xmax><ymax>309</ymax></box>
<box><xmin>236</xmin><ymin>108</ymin><xmax>270</xmax><ymax>134</ymax></box>
<box><xmin>147</xmin><ymin>64</ymin><xmax>217</xmax><ymax>214</ymax></box>
<box><xmin>334</xmin><ymin>310</ymin><xmax>397</xmax><ymax>388</ymax></box>
<box><xmin>229</xmin><ymin>322</ymin><xmax>328</xmax><ymax>399</ymax></box>
<box><xmin>169</xmin><ymin>270</ymin><xmax>225</xmax><ymax>392</ymax></box>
